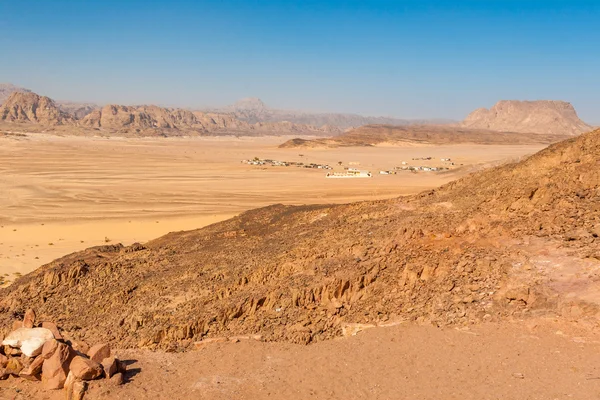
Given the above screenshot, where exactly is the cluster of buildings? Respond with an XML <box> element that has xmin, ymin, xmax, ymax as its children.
<box><xmin>241</xmin><ymin>158</ymin><xmax>332</xmax><ymax>170</ymax></box>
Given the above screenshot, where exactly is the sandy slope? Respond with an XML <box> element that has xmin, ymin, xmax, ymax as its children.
<box><xmin>0</xmin><ymin>133</ymin><xmax>546</xmax><ymax>280</ymax></box>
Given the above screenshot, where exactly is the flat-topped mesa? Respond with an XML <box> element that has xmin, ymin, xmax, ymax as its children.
<box><xmin>461</xmin><ymin>100</ymin><xmax>592</xmax><ymax>136</ymax></box>
<box><xmin>0</xmin><ymin>91</ymin><xmax>74</xmax><ymax>125</ymax></box>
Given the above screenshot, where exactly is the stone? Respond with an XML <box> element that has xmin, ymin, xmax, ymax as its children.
<box><xmin>69</xmin><ymin>355</ymin><xmax>104</xmax><ymax>380</ymax></box>
<box><xmin>116</xmin><ymin>358</ymin><xmax>127</xmax><ymax>374</ymax></box>
<box><xmin>1</xmin><ymin>327</ymin><xmax>55</xmax><ymax>357</ymax></box>
<box><xmin>64</xmin><ymin>371</ymin><xmax>77</xmax><ymax>400</ymax></box>
<box><xmin>12</xmin><ymin>320</ymin><xmax>23</xmax><ymax>330</ymax></box>
<box><xmin>41</xmin><ymin>340</ymin><xmax>73</xmax><ymax>390</ymax></box>
<box><xmin>192</xmin><ymin>337</ymin><xmax>228</xmax><ymax>350</ymax></box>
<box><xmin>23</xmin><ymin>309</ymin><xmax>36</xmax><ymax>328</ymax></box>
<box><xmin>41</xmin><ymin>321</ymin><xmax>63</xmax><ymax>340</ymax></box>
<box><xmin>5</xmin><ymin>357</ymin><xmax>23</xmax><ymax>376</ymax></box>
<box><xmin>87</xmin><ymin>343</ymin><xmax>111</xmax><ymax>363</ymax></box>
<box><xmin>109</xmin><ymin>372</ymin><xmax>124</xmax><ymax>386</ymax></box>
<box><xmin>71</xmin><ymin>341</ymin><xmax>90</xmax><ymax>355</ymax></box>
<box><xmin>19</xmin><ymin>355</ymin><xmax>44</xmax><ymax>381</ymax></box>
<box><xmin>41</xmin><ymin>338</ymin><xmax>59</xmax><ymax>359</ymax></box>
<box><xmin>3</xmin><ymin>345</ymin><xmax>21</xmax><ymax>356</ymax></box>
<box><xmin>101</xmin><ymin>356</ymin><xmax>118</xmax><ymax>378</ymax></box>
<box><xmin>72</xmin><ymin>381</ymin><xmax>88</xmax><ymax>400</ymax></box>
<box><xmin>0</xmin><ymin>353</ymin><xmax>7</xmax><ymax>368</ymax></box>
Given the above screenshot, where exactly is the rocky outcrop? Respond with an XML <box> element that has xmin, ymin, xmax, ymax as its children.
<box><xmin>0</xmin><ymin>310</ymin><xmax>125</xmax><ymax>396</ymax></box>
<box><xmin>0</xmin><ymin>92</ymin><xmax>75</xmax><ymax>125</ymax></box>
<box><xmin>461</xmin><ymin>100</ymin><xmax>592</xmax><ymax>135</ymax></box>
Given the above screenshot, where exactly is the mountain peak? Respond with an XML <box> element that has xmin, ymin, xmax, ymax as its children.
<box><xmin>231</xmin><ymin>97</ymin><xmax>268</xmax><ymax>111</ymax></box>
<box><xmin>0</xmin><ymin>83</ymin><xmax>32</xmax><ymax>105</ymax></box>
<box><xmin>461</xmin><ymin>99</ymin><xmax>592</xmax><ymax>135</ymax></box>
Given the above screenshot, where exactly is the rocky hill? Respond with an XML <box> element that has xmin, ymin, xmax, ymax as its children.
<box><xmin>1</xmin><ymin>129</ymin><xmax>599</xmax><ymax>350</ymax></box>
<box><xmin>0</xmin><ymin>92</ymin><xmax>75</xmax><ymax>125</ymax></box>
<box><xmin>214</xmin><ymin>97</ymin><xmax>453</xmax><ymax>129</ymax></box>
<box><xmin>0</xmin><ymin>91</ymin><xmax>340</xmax><ymax>137</ymax></box>
<box><xmin>279</xmin><ymin>124</ymin><xmax>569</xmax><ymax>148</ymax></box>
<box><xmin>461</xmin><ymin>100</ymin><xmax>592</xmax><ymax>135</ymax></box>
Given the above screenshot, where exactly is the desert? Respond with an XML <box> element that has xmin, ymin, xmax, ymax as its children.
<box><xmin>2</xmin><ymin>1</ymin><xmax>600</xmax><ymax>399</ymax></box>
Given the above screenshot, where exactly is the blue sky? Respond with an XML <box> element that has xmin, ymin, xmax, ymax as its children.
<box><xmin>0</xmin><ymin>0</ymin><xmax>598</xmax><ymax>121</ymax></box>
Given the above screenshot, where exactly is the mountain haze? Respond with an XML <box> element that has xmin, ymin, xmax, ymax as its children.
<box><xmin>215</xmin><ymin>97</ymin><xmax>454</xmax><ymax>129</ymax></box>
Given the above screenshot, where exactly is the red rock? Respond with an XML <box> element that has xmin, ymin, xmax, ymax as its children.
<box><xmin>71</xmin><ymin>341</ymin><xmax>90</xmax><ymax>355</ymax></box>
<box><xmin>19</xmin><ymin>355</ymin><xmax>44</xmax><ymax>381</ymax></box>
<box><xmin>41</xmin><ymin>339</ymin><xmax>59</xmax><ymax>360</ymax></box>
<box><xmin>69</xmin><ymin>356</ymin><xmax>103</xmax><ymax>380</ymax></box>
<box><xmin>87</xmin><ymin>343</ymin><xmax>111</xmax><ymax>363</ymax></box>
<box><xmin>23</xmin><ymin>309</ymin><xmax>36</xmax><ymax>328</ymax></box>
<box><xmin>0</xmin><ymin>353</ymin><xmax>7</xmax><ymax>368</ymax></box>
<box><xmin>41</xmin><ymin>341</ymin><xmax>73</xmax><ymax>390</ymax></box>
<box><xmin>73</xmin><ymin>381</ymin><xmax>88</xmax><ymax>400</ymax></box>
<box><xmin>41</xmin><ymin>321</ymin><xmax>63</xmax><ymax>340</ymax></box>
<box><xmin>101</xmin><ymin>356</ymin><xmax>118</xmax><ymax>378</ymax></box>
<box><xmin>109</xmin><ymin>372</ymin><xmax>124</xmax><ymax>386</ymax></box>
<box><xmin>116</xmin><ymin>358</ymin><xmax>127</xmax><ymax>374</ymax></box>
<box><xmin>0</xmin><ymin>367</ymin><xmax>8</xmax><ymax>380</ymax></box>
<box><xmin>12</xmin><ymin>320</ymin><xmax>23</xmax><ymax>330</ymax></box>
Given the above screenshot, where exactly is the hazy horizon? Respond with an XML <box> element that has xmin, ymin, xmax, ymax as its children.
<box><xmin>1</xmin><ymin>0</ymin><xmax>598</xmax><ymax>121</ymax></box>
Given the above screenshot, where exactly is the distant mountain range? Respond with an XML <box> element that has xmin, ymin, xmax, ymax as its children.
<box><xmin>210</xmin><ymin>97</ymin><xmax>455</xmax><ymax>129</ymax></box>
<box><xmin>0</xmin><ymin>83</ymin><xmax>594</xmax><ymax>138</ymax></box>
<box><xmin>0</xmin><ymin>90</ymin><xmax>341</xmax><ymax>137</ymax></box>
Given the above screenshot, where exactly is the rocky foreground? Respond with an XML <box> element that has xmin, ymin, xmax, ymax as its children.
<box><xmin>1</xmin><ymin>309</ymin><xmax>125</xmax><ymax>398</ymax></box>
<box><xmin>0</xmin><ymin>129</ymin><xmax>599</xmax><ymax>353</ymax></box>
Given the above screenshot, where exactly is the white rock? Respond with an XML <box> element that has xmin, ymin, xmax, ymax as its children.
<box><xmin>1</xmin><ymin>327</ymin><xmax>55</xmax><ymax>357</ymax></box>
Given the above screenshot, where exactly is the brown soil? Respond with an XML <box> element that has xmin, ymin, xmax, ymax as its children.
<box><xmin>2</xmin><ymin>321</ymin><xmax>600</xmax><ymax>399</ymax></box>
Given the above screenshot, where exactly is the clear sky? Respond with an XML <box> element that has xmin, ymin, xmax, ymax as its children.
<box><xmin>0</xmin><ymin>0</ymin><xmax>598</xmax><ymax>121</ymax></box>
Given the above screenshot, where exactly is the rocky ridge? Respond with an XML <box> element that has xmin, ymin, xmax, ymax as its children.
<box><xmin>279</xmin><ymin>124</ymin><xmax>570</xmax><ymax>148</ymax></box>
<box><xmin>461</xmin><ymin>100</ymin><xmax>592</xmax><ymax>135</ymax></box>
<box><xmin>1</xmin><ymin>129</ymin><xmax>599</xmax><ymax>351</ymax></box>
<box><xmin>0</xmin><ymin>91</ymin><xmax>340</xmax><ymax>137</ymax></box>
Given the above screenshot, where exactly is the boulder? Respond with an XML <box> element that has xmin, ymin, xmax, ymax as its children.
<box><xmin>41</xmin><ymin>340</ymin><xmax>73</xmax><ymax>390</ymax></box>
<box><xmin>19</xmin><ymin>355</ymin><xmax>44</xmax><ymax>381</ymax></box>
<box><xmin>0</xmin><ymin>353</ymin><xmax>7</xmax><ymax>368</ymax></box>
<box><xmin>109</xmin><ymin>372</ymin><xmax>124</xmax><ymax>386</ymax></box>
<box><xmin>69</xmin><ymin>356</ymin><xmax>103</xmax><ymax>380</ymax></box>
<box><xmin>101</xmin><ymin>356</ymin><xmax>118</xmax><ymax>378</ymax></box>
<box><xmin>23</xmin><ymin>309</ymin><xmax>36</xmax><ymax>328</ymax></box>
<box><xmin>72</xmin><ymin>381</ymin><xmax>88</xmax><ymax>400</ymax></box>
<box><xmin>41</xmin><ymin>321</ymin><xmax>63</xmax><ymax>340</ymax></box>
<box><xmin>12</xmin><ymin>320</ymin><xmax>23</xmax><ymax>330</ymax></box>
<box><xmin>2</xmin><ymin>327</ymin><xmax>55</xmax><ymax>357</ymax></box>
<box><xmin>88</xmin><ymin>343</ymin><xmax>111</xmax><ymax>363</ymax></box>
<box><xmin>71</xmin><ymin>341</ymin><xmax>90</xmax><ymax>355</ymax></box>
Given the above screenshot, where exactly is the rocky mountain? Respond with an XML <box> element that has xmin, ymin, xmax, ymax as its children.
<box><xmin>0</xmin><ymin>83</ymin><xmax>32</xmax><ymax>105</ymax></box>
<box><xmin>0</xmin><ymin>91</ymin><xmax>340</xmax><ymax>137</ymax></box>
<box><xmin>2</xmin><ymin>128</ymin><xmax>599</xmax><ymax>350</ymax></box>
<box><xmin>0</xmin><ymin>92</ymin><xmax>75</xmax><ymax>125</ymax></box>
<box><xmin>280</xmin><ymin>124</ymin><xmax>569</xmax><ymax>148</ymax></box>
<box><xmin>461</xmin><ymin>100</ymin><xmax>592</xmax><ymax>135</ymax></box>
<box><xmin>215</xmin><ymin>97</ymin><xmax>453</xmax><ymax>129</ymax></box>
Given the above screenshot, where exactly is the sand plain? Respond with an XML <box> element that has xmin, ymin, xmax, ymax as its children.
<box><xmin>0</xmin><ymin>133</ymin><xmax>548</xmax><ymax>281</ymax></box>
